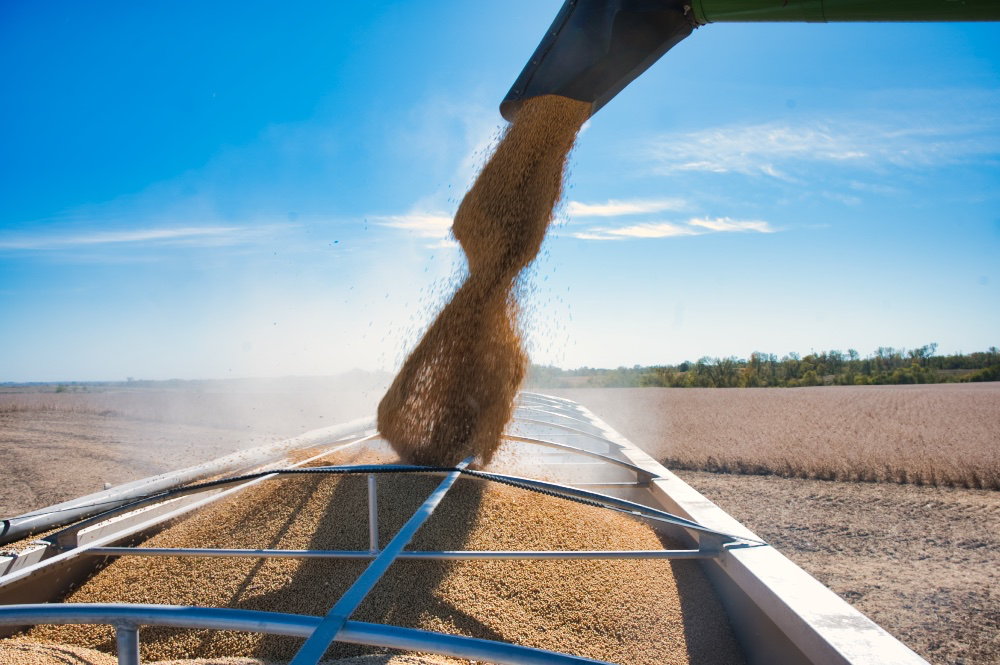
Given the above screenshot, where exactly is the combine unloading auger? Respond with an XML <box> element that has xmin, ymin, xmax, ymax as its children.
<box><xmin>500</xmin><ymin>0</ymin><xmax>1000</xmax><ymax>120</ymax></box>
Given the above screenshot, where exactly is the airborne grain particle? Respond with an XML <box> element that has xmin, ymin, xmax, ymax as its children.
<box><xmin>378</xmin><ymin>96</ymin><xmax>591</xmax><ymax>466</ymax></box>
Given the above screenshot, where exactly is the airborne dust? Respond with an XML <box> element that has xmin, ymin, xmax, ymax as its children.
<box><xmin>378</xmin><ymin>95</ymin><xmax>591</xmax><ymax>466</ymax></box>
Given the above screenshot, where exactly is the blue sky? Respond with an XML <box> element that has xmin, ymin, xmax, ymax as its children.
<box><xmin>2</xmin><ymin>1</ymin><xmax>998</xmax><ymax>381</ymax></box>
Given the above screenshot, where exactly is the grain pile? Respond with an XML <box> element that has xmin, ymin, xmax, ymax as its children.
<box><xmin>22</xmin><ymin>468</ymin><xmax>743</xmax><ymax>664</ymax></box>
<box><xmin>378</xmin><ymin>95</ymin><xmax>591</xmax><ymax>466</ymax></box>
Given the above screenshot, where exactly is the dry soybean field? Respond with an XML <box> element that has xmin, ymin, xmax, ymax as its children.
<box><xmin>553</xmin><ymin>383</ymin><xmax>1000</xmax><ymax>665</ymax></box>
<box><xmin>552</xmin><ymin>383</ymin><xmax>1000</xmax><ymax>489</ymax></box>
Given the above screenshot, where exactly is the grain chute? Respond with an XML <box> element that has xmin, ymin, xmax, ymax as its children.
<box><xmin>500</xmin><ymin>0</ymin><xmax>1000</xmax><ymax>120</ymax></box>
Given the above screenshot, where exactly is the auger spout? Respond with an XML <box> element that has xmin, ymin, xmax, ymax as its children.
<box><xmin>500</xmin><ymin>0</ymin><xmax>1000</xmax><ymax>121</ymax></box>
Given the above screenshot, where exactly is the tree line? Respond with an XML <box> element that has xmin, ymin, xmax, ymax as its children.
<box><xmin>527</xmin><ymin>344</ymin><xmax>1000</xmax><ymax>388</ymax></box>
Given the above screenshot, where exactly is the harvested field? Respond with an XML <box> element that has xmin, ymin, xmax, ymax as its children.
<box><xmin>0</xmin><ymin>380</ymin><xmax>384</xmax><ymax>433</ymax></box>
<box><xmin>0</xmin><ymin>408</ymin><xmax>278</xmax><ymax>518</ymax></box>
<box><xmin>551</xmin><ymin>383</ymin><xmax>1000</xmax><ymax>489</ymax></box>
<box><xmin>23</xmin><ymin>465</ymin><xmax>743</xmax><ymax>664</ymax></box>
<box><xmin>677</xmin><ymin>471</ymin><xmax>1000</xmax><ymax>665</ymax></box>
<box><xmin>0</xmin><ymin>382</ymin><xmax>383</xmax><ymax>517</ymax></box>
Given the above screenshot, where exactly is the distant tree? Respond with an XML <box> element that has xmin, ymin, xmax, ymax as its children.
<box><xmin>964</xmin><ymin>365</ymin><xmax>1000</xmax><ymax>382</ymax></box>
<box><xmin>801</xmin><ymin>370</ymin><xmax>820</xmax><ymax>387</ymax></box>
<box><xmin>523</xmin><ymin>342</ymin><xmax>997</xmax><ymax>391</ymax></box>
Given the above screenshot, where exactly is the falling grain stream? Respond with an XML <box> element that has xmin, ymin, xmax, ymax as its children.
<box><xmin>378</xmin><ymin>96</ymin><xmax>591</xmax><ymax>466</ymax></box>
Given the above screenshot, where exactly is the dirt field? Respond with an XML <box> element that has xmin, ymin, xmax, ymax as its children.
<box><xmin>0</xmin><ymin>377</ymin><xmax>385</xmax><ymax>517</ymax></box>
<box><xmin>553</xmin><ymin>385</ymin><xmax>1000</xmax><ymax>665</ymax></box>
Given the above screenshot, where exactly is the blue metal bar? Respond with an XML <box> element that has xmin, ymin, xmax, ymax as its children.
<box><xmin>0</xmin><ymin>603</ymin><xmax>319</xmax><ymax>635</ymax></box>
<box><xmin>289</xmin><ymin>458</ymin><xmax>472</xmax><ymax>665</ymax></box>
<box><xmin>0</xmin><ymin>603</ymin><xmax>608</xmax><ymax>664</ymax></box>
<box><xmin>465</xmin><ymin>469</ymin><xmax>761</xmax><ymax>543</ymax></box>
<box><xmin>343</xmin><ymin>619</ymin><xmax>609</xmax><ymax>664</ymax></box>
<box><xmin>114</xmin><ymin>622</ymin><xmax>140</xmax><ymax>665</ymax></box>
<box><xmin>86</xmin><ymin>546</ymin><xmax>713</xmax><ymax>560</ymax></box>
<box><xmin>43</xmin><ymin>436</ymin><xmax>377</xmax><ymax>551</ymax></box>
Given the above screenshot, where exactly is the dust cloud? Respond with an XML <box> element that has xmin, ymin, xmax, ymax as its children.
<box><xmin>0</xmin><ymin>373</ymin><xmax>390</xmax><ymax>516</ymax></box>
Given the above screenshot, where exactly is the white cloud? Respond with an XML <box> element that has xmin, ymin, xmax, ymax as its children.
<box><xmin>848</xmin><ymin>180</ymin><xmax>900</xmax><ymax>196</ymax></box>
<box><xmin>822</xmin><ymin>191</ymin><xmax>863</xmax><ymax>206</ymax></box>
<box><xmin>573</xmin><ymin>216</ymin><xmax>775</xmax><ymax>241</ymax></box>
<box><xmin>687</xmin><ymin>217</ymin><xmax>774</xmax><ymax>233</ymax></box>
<box><xmin>373</xmin><ymin>212</ymin><xmax>453</xmax><ymax>239</ymax></box>
<box><xmin>0</xmin><ymin>225</ymin><xmax>277</xmax><ymax>250</ymax></box>
<box><xmin>575</xmin><ymin>222</ymin><xmax>697</xmax><ymax>240</ymax></box>
<box><xmin>566</xmin><ymin>198</ymin><xmax>689</xmax><ymax>218</ymax></box>
<box><xmin>644</xmin><ymin>117</ymin><xmax>1000</xmax><ymax>179</ymax></box>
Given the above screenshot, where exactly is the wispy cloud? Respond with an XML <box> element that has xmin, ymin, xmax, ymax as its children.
<box><xmin>566</xmin><ymin>198</ymin><xmax>688</xmax><ymax>218</ymax></box>
<box><xmin>574</xmin><ymin>222</ymin><xmax>697</xmax><ymax>240</ymax></box>
<box><xmin>687</xmin><ymin>217</ymin><xmax>774</xmax><ymax>233</ymax></box>
<box><xmin>0</xmin><ymin>225</ymin><xmax>278</xmax><ymax>251</ymax></box>
<box><xmin>573</xmin><ymin>216</ymin><xmax>775</xmax><ymax>241</ymax></box>
<box><xmin>644</xmin><ymin>117</ymin><xmax>1000</xmax><ymax>180</ymax></box>
<box><xmin>373</xmin><ymin>212</ymin><xmax>453</xmax><ymax>239</ymax></box>
<box><xmin>822</xmin><ymin>191</ymin><xmax>863</xmax><ymax>206</ymax></box>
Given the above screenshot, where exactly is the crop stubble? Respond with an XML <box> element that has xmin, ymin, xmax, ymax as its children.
<box><xmin>679</xmin><ymin>471</ymin><xmax>1000</xmax><ymax>665</ymax></box>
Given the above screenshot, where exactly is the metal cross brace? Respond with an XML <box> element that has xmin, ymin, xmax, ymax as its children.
<box><xmin>288</xmin><ymin>457</ymin><xmax>472</xmax><ymax>665</ymax></box>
